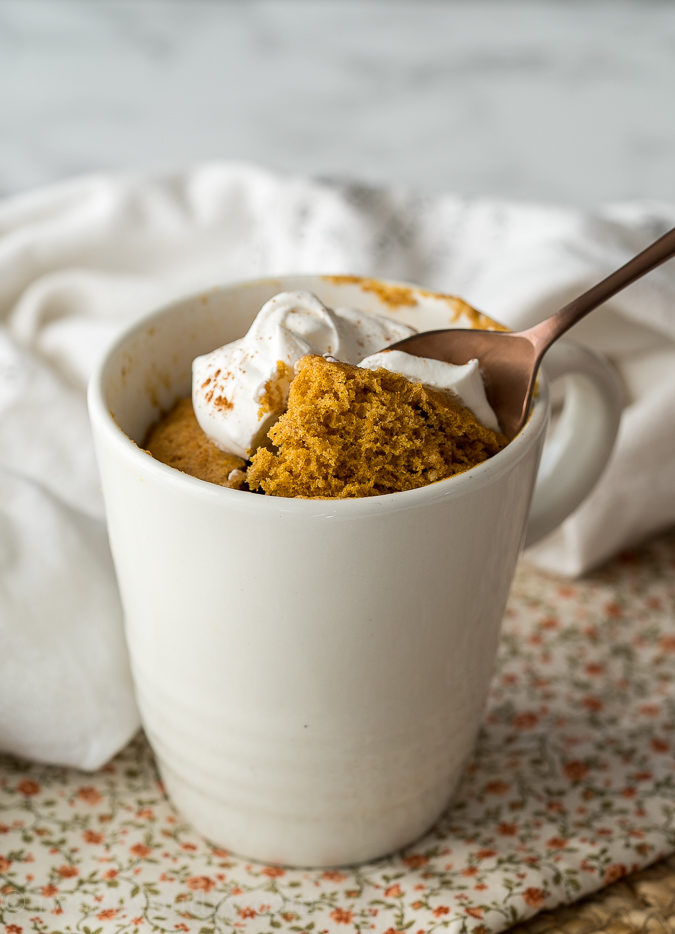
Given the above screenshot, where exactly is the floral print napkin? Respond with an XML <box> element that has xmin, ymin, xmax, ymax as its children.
<box><xmin>1</xmin><ymin>530</ymin><xmax>674</xmax><ymax>934</ymax></box>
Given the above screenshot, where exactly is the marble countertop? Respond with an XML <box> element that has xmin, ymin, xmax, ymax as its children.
<box><xmin>1</xmin><ymin>0</ymin><xmax>674</xmax><ymax>207</ymax></box>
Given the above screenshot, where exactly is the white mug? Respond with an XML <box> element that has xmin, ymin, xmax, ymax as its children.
<box><xmin>88</xmin><ymin>275</ymin><xmax>621</xmax><ymax>867</ymax></box>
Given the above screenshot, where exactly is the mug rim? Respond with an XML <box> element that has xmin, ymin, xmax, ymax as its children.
<box><xmin>87</xmin><ymin>275</ymin><xmax>550</xmax><ymax>519</ymax></box>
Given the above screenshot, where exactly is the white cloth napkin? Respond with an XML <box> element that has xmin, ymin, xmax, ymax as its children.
<box><xmin>1</xmin><ymin>164</ymin><xmax>674</xmax><ymax>770</ymax></box>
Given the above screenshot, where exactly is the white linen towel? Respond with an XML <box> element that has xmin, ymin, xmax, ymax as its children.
<box><xmin>1</xmin><ymin>164</ymin><xmax>673</xmax><ymax>770</ymax></box>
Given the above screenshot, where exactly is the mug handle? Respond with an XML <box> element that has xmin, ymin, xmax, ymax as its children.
<box><xmin>523</xmin><ymin>340</ymin><xmax>623</xmax><ymax>548</ymax></box>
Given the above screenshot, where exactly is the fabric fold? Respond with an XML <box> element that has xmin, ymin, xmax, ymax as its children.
<box><xmin>1</xmin><ymin>164</ymin><xmax>673</xmax><ymax>767</ymax></box>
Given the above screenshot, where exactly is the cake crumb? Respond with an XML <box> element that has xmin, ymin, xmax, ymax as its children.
<box><xmin>257</xmin><ymin>359</ymin><xmax>293</xmax><ymax>419</ymax></box>
<box><xmin>246</xmin><ymin>354</ymin><xmax>506</xmax><ymax>499</ymax></box>
<box><xmin>145</xmin><ymin>397</ymin><xmax>246</xmax><ymax>488</ymax></box>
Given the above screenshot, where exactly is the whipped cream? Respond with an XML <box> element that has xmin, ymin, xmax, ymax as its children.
<box><xmin>193</xmin><ymin>290</ymin><xmax>500</xmax><ymax>458</ymax></box>
<box><xmin>359</xmin><ymin>350</ymin><xmax>500</xmax><ymax>433</ymax></box>
<box><xmin>192</xmin><ymin>291</ymin><xmax>416</xmax><ymax>458</ymax></box>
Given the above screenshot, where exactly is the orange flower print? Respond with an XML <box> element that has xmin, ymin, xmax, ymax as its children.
<box><xmin>261</xmin><ymin>865</ymin><xmax>285</xmax><ymax>877</ymax></box>
<box><xmin>485</xmin><ymin>780</ymin><xmax>510</xmax><ymax>795</ymax></box>
<box><xmin>238</xmin><ymin>907</ymin><xmax>257</xmax><ymax>919</ymax></box>
<box><xmin>5</xmin><ymin>925</ymin><xmax>22</xmax><ymax>934</ymax></box>
<box><xmin>498</xmin><ymin>822</ymin><xmax>518</xmax><ymax>836</ymax></box>
<box><xmin>476</xmin><ymin>848</ymin><xmax>497</xmax><ymax>859</ymax></box>
<box><xmin>384</xmin><ymin>883</ymin><xmax>402</xmax><ymax>897</ymax></box>
<box><xmin>57</xmin><ymin>865</ymin><xmax>78</xmax><ymax>878</ymax></box>
<box><xmin>82</xmin><ymin>830</ymin><xmax>103</xmax><ymax>844</ymax></box>
<box><xmin>466</xmin><ymin>906</ymin><xmax>484</xmax><ymax>919</ymax></box>
<box><xmin>433</xmin><ymin>905</ymin><xmax>450</xmax><ymax>917</ymax></box>
<box><xmin>522</xmin><ymin>887</ymin><xmax>546</xmax><ymax>908</ymax></box>
<box><xmin>97</xmin><ymin>909</ymin><xmax>117</xmax><ymax>921</ymax></box>
<box><xmin>331</xmin><ymin>907</ymin><xmax>354</xmax><ymax>923</ymax></box>
<box><xmin>604</xmin><ymin>863</ymin><xmax>627</xmax><ymax>883</ymax></box>
<box><xmin>322</xmin><ymin>870</ymin><xmax>345</xmax><ymax>881</ymax></box>
<box><xmin>186</xmin><ymin>876</ymin><xmax>215</xmax><ymax>892</ymax></box>
<box><xmin>461</xmin><ymin>866</ymin><xmax>479</xmax><ymax>877</ymax></box>
<box><xmin>585</xmin><ymin>662</ymin><xmax>604</xmax><ymax>675</ymax></box>
<box><xmin>563</xmin><ymin>760</ymin><xmax>589</xmax><ymax>782</ymax></box>
<box><xmin>130</xmin><ymin>843</ymin><xmax>152</xmax><ymax>859</ymax></box>
<box><xmin>402</xmin><ymin>853</ymin><xmax>429</xmax><ymax>869</ymax></box>
<box><xmin>41</xmin><ymin>884</ymin><xmax>58</xmax><ymax>897</ymax></box>
<box><xmin>557</xmin><ymin>584</ymin><xmax>575</xmax><ymax>597</ymax></box>
<box><xmin>547</xmin><ymin>837</ymin><xmax>569</xmax><ymax>850</ymax></box>
<box><xmin>513</xmin><ymin>711</ymin><xmax>539</xmax><ymax>729</ymax></box>
<box><xmin>539</xmin><ymin>615</ymin><xmax>559</xmax><ymax>630</ymax></box>
<box><xmin>104</xmin><ymin>868</ymin><xmax>118</xmax><ymax>879</ymax></box>
<box><xmin>582</xmin><ymin>696</ymin><xmax>604</xmax><ymax>712</ymax></box>
<box><xmin>651</xmin><ymin>738</ymin><xmax>669</xmax><ymax>753</ymax></box>
<box><xmin>0</xmin><ymin>856</ymin><xmax>11</xmax><ymax>872</ymax></box>
<box><xmin>659</xmin><ymin>635</ymin><xmax>675</xmax><ymax>652</ymax></box>
<box><xmin>77</xmin><ymin>786</ymin><xmax>102</xmax><ymax>804</ymax></box>
<box><xmin>17</xmin><ymin>779</ymin><xmax>40</xmax><ymax>796</ymax></box>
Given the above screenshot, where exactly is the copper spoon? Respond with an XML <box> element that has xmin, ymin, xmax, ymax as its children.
<box><xmin>388</xmin><ymin>226</ymin><xmax>675</xmax><ymax>439</ymax></box>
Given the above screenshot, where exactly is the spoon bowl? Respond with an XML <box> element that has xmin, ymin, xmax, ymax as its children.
<box><xmin>389</xmin><ymin>227</ymin><xmax>675</xmax><ymax>439</ymax></box>
<box><xmin>389</xmin><ymin>327</ymin><xmax>539</xmax><ymax>440</ymax></box>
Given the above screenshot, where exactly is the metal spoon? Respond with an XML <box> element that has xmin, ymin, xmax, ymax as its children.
<box><xmin>388</xmin><ymin>227</ymin><xmax>675</xmax><ymax>439</ymax></box>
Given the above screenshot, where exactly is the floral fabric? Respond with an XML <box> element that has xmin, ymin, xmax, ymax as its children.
<box><xmin>1</xmin><ymin>530</ymin><xmax>674</xmax><ymax>934</ymax></box>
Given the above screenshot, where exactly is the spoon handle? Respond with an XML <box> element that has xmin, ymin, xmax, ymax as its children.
<box><xmin>526</xmin><ymin>226</ymin><xmax>675</xmax><ymax>357</ymax></box>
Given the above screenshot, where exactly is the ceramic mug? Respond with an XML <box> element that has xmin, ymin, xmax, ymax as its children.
<box><xmin>88</xmin><ymin>275</ymin><xmax>621</xmax><ymax>867</ymax></box>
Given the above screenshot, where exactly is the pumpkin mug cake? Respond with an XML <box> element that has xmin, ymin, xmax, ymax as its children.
<box><xmin>145</xmin><ymin>289</ymin><xmax>506</xmax><ymax>495</ymax></box>
<box><xmin>88</xmin><ymin>275</ymin><xmax>621</xmax><ymax>866</ymax></box>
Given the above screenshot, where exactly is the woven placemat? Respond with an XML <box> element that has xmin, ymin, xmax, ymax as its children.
<box><xmin>512</xmin><ymin>853</ymin><xmax>675</xmax><ymax>933</ymax></box>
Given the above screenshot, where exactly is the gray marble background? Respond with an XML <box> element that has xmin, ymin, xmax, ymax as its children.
<box><xmin>1</xmin><ymin>0</ymin><xmax>674</xmax><ymax>206</ymax></box>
